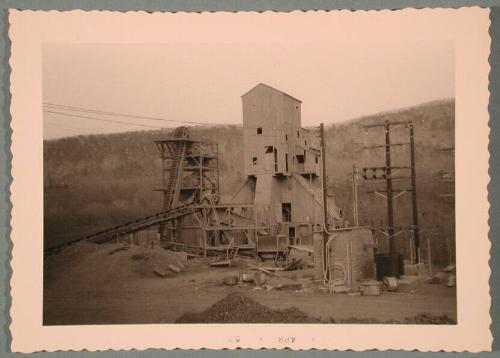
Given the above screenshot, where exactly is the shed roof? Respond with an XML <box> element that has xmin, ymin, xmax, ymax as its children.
<box><xmin>241</xmin><ymin>83</ymin><xmax>302</xmax><ymax>103</ymax></box>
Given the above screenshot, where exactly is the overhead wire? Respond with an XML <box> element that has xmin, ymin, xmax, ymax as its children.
<box><xmin>43</xmin><ymin>102</ymin><xmax>226</xmax><ymax>126</ymax></box>
<box><xmin>43</xmin><ymin>110</ymin><xmax>168</xmax><ymax>129</ymax></box>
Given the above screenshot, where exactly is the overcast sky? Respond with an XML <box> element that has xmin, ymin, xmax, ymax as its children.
<box><xmin>43</xmin><ymin>40</ymin><xmax>454</xmax><ymax>139</ymax></box>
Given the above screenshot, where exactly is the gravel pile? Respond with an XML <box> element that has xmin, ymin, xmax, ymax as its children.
<box><xmin>176</xmin><ymin>293</ymin><xmax>320</xmax><ymax>323</ymax></box>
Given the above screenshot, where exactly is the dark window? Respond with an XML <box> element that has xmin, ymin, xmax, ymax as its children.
<box><xmin>252</xmin><ymin>157</ymin><xmax>257</xmax><ymax>165</ymax></box>
<box><xmin>257</xmin><ymin>127</ymin><xmax>262</xmax><ymax>134</ymax></box>
<box><xmin>297</xmin><ymin>130</ymin><xmax>300</xmax><ymax>138</ymax></box>
<box><xmin>288</xmin><ymin>227</ymin><xmax>296</xmax><ymax>245</ymax></box>
<box><xmin>296</xmin><ymin>155</ymin><xmax>305</xmax><ymax>164</ymax></box>
<box><xmin>305</xmin><ymin>140</ymin><xmax>307</xmax><ymax>146</ymax></box>
<box><xmin>274</xmin><ymin>148</ymin><xmax>278</xmax><ymax>172</ymax></box>
<box><xmin>315</xmin><ymin>156</ymin><xmax>319</xmax><ymax>164</ymax></box>
<box><xmin>285</xmin><ymin>134</ymin><xmax>288</xmax><ymax>141</ymax></box>
<box><xmin>282</xmin><ymin>203</ymin><xmax>292</xmax><ymax>222</ymax></box>
<box><xmin>285</xmin><ymin>153</ymin><xmax>289</xmax><ymax>172</ymax></box>
<box><xmin>265</xmin><ymin>146</ymin><xmax>273</xmax><ymax>154</ymax></box>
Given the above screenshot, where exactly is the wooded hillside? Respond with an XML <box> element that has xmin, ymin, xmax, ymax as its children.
<box><xmin>44</xmin><ymin>99</ymin><xmax>455</xmax><ymax>264</ymax></box>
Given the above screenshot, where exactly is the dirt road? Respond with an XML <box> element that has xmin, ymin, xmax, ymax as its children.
<box><xmin>44</xmin><ymin>245</ymin><xmax>456</xmax><ymax>325</ymax></box>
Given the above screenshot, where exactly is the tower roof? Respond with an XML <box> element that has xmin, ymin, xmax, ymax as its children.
<box><xmin>241</xmin><ymin>83</ymin><xmax>302</xmax><ymax>103</ymax></box>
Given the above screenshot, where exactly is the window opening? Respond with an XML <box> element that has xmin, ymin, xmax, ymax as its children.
<box><xmin>257</xmin><ymin>127</ymin><xmax>262</xmax><ymax>134</ymax></box>
<box><xmin>274</xmin><ymin>148</ymin><xmax>278</xmax><ymax>172</ymax></box>
<box><xmin>282</xmin><ymin>203</ymin><xmax>292</xmax><ymax>222</ymax></box>
<box><xmin>288</xmin><ymin>227</ymin><xmax>296</xmax><ymax>245</ymax></box>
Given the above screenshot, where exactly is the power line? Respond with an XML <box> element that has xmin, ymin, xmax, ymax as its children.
<box><xmin>43</xmin><ymin>110</ymin><xmax>167</xmax><ymax>129</ymax></box>
<box><xmin>43</xmin><ymin>102</ymin><xmax>222</xmax><ymax>126</ymax></box>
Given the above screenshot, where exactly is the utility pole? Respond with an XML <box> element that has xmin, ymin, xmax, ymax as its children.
<box><xmin>384</xmin><ymin>121</ymin><xmax>396</xmax><ymax>254</ymax></box>
<box><xmin>437</xmin><ymin>146</ymin><xmax>455</xmax><ymax>264</ymax></box>
<box><xmin>409</xmin><ymin>123</ymin><xmax>420</xmax><ymax>263</ymax></box>
<box><xmin>362</xmin><ymin>120</ymin><xmax>421</xmax><ymax>269</ymax></box>
<box><xmin>320</xmin><ymin>123</ymin><xmax>329</xmax><ymax>278</ymax></box>
<box><xmin>352</xmin><ymin>165</ymin><xmax>359</xmax><ymax>227</ymax></box>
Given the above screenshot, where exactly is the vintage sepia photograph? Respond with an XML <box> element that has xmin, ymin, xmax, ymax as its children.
<box><xmin>7</xmin><ymin>7</ymin><xmax>492</xmax><ymax>352</ymax></box>
<box><xmin>42</xmin><ymin>39</ymin><xmax>457</xmax><ymax>325</ymax></box>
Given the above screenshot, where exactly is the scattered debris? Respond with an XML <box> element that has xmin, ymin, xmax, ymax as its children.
<box><xmin>253</xmin><ymin>271</ymin><xmax>268</xmax><ymax>286</ymax></box>
<box><xmin>248</xmin><ymin>263</ymin><xmax>299</xmax><ymax>282</ymax></box>
<box><xmin>287</xmin><ymin>245</ymin><xmax>314</xmax><ymax>269</ymax></box>
<box><xmin>430</xmin><ymin>265</ymin><xmax>457</xmax><ymax>287</ymax></box>
<box><xmin>360</xmin><ymin>280</ymin><xmax>381</xmax><ymax>296</ymax></box>
<box><xmin>223</xmin><ymin>276</ymin><xmax>239</xmax><ymax>286</ymax></box>
<box><xmin>430</xmin><ymin>271</ymin><xmax>448</xmax><ymax>284</ymax></box>
<box><xmin>210</xmin><ymin>259</ymin><xmax>232</xmax><ymax>267</ymax></box>
<box><xmin>383</xmin><ymin>277</ymin><xmax>398</xmax><ymax>292</ymax></box>
<box><xmin>442</xmin><ymin>264</ymin><xmax>456</xmax><ymax>272</ymax></box>
<box><xmin>125</xmin><ymin>247</ymin><xmax>190</xmax><ymax>279</ymax></box>
<box><xmin>168</xmin><ymin>264</ymin><xmax>182</xmax><ymax>273</ymax></box>
<box><xmin>330</xmin><ymin>285</ymin><xmax>350</xmax><ymax>294</ymax></box>
<box><xmin>285</xmin><ymin>257</ymin><xmax>304</xmax><ymax>271</ymax></box>
<box><xmin>275</xmin><ymin>283</ymin><xmax>303</xmax><ymax>291</ymax></box>
<box><xmin>153</xmin><ymin>268</ymin><xmax>169</xmax><ymax>277</ymax></box>
<box><xmin>238</xmin><ymin>272</ymin><xmax>255</xmax><ymax>283</ymax></box>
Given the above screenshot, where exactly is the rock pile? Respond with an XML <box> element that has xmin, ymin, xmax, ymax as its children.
<box><xmin>176</xmin><ymin>292</ymin><xmax>320</xmax><ymax>323</ymax></box>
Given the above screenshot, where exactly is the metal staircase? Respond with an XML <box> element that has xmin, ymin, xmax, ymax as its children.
<box><xmin>163</xmin><ymin>126</ymin><xmax>188</xmax><ymax>210</ymax></box>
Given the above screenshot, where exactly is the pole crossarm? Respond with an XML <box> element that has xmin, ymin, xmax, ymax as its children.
<box><xmin>367</xmin><ymin>189</ymin><xmax>410</xmax><ymax>200</ymax></box>
<box><xmin>364</xmin><ymin>120</ymin><xmax>412</xmax><ymax>128</ymax></box>
<box><xmin>363</xmin><ymin>142</ymin><xmax>410</xmax><ymax>149</ymax></box>
<box><xmin>375</xmin><ymin>228</ymin><xmax>407</xmax><ymax>238</ymax></box>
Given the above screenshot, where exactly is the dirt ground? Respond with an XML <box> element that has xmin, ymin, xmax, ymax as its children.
<box><xmin>43</xmin><ymin>242</ymin><xmax>457</xmax><ymax>325</ymax></box>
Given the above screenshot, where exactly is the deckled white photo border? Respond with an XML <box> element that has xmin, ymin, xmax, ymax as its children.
<box><xmin>8</xmin><ymin>7</ymin><xmax>492</xmax><ymax>353</ymax></box>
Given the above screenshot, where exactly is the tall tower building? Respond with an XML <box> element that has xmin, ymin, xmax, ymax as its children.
<box><xmin>234</xmin><ymin>83</ymin><xmax>342</xmax><ymax>243</ymax></box>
